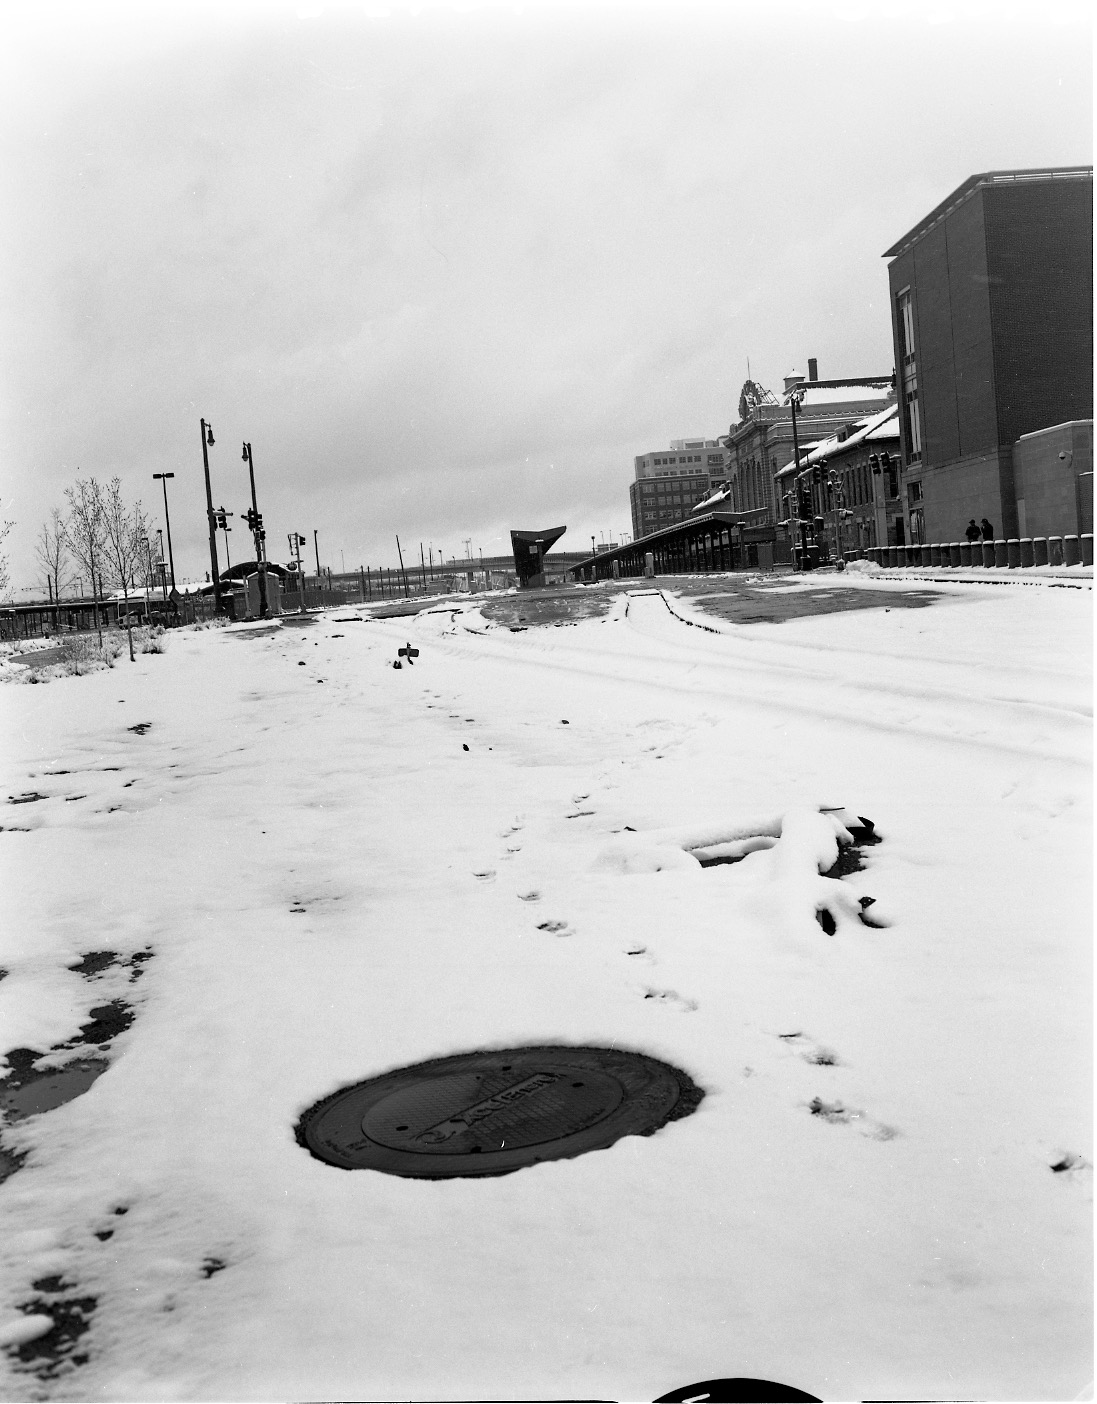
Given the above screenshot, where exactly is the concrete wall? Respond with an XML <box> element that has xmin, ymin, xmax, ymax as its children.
<box><xmin>1013</xmin><ymin>420</ymin><xmax>1094</xmax><ymax>537</ymax></box>
<box><xmin>918</xmin><ymin>448</ymin><xmax>1016</xmax><ymax>541</ymax></box>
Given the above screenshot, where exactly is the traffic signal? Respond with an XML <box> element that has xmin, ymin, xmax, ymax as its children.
<box><xmin>243</xmin><ymin>508</ymin><xmax>263</xmax><ymax>533</ymax></box>
<box><xmin>812</xmin><ymin>466</ymin><xmax>822</xmax><ymax>485</ymax></box>
<box><xmin>869</xmin><ymin>453</ymin><xmax>882</xmax><ymax>476</ymax></box>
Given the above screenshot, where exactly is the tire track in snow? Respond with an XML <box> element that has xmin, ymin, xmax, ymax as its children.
<box><xmin>365</xmin><ymin>595</ymin><xmax>1089</xmax><ymax>767</ymax></box>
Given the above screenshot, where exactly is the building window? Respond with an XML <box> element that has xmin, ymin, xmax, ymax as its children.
<box><xmin>896</xmin><ymin>288</ymin><xmax>922</xmax><ymax>464</ymax></box>
<box><xmin>907</xmin><ymin>481</ymin><xmax>923</xmax><ymax>504</ymax></box>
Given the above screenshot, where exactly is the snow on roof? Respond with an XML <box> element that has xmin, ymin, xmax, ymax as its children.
<box><xmin>691</xmin><ymin>483</ymin><xmax>733</xmax><ymax>513</ymax></box>
<box><xmin>783</xmin><ymin>382</ymin><xmax>893</xmax><ymax>408</ymax></box>
<box><xmin>774</xmin><ymin>403</ymin><xmax>899</xmax><ymax>479</ymax></box>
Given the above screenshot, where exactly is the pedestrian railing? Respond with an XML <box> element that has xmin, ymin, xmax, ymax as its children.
<box><xmin>848</xmin><ymin>534</ymin><xmax>1093</xmax><ymax>572</ymax></box>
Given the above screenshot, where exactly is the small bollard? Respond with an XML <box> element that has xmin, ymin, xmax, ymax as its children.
<box><xmin>981</xmin><ymin>540</ymin><xmax>996</xmax><ymax>567</ymax></box>
<box><xmin>1063</xmin><ymin>534</ymin><xmax>1080</xmax><ymax>566</ymax></box>
<box><xmin>905</xmin><ymin>545</ymin><xmax>917</xmax><ymax>567</ymax></box>
<box><xmin>949</xmin><ymin>541</ymin><xmax>962</xmax><ymax>567</ymax></box>
<box><xmin>1048</xmin><ymin>535</ymin><xmax>1064</xmax><ymax>566</ymax></box>
<box><xmin>1006</xmin><ymin>539</ymin><xmax>1021</xmax><ymax>568</ymax></box>
<box><xmin>929</xmin><ymin>544</ymin><xmax>941</xmax><ymax>567</ymax></box>
<box><xmin>1019</xmin><ymin>538</ymin><xmax>1034</xmax><ymax>568</ymax></box>
<box><xmin>888</xmin><ymin>546</ymin><xmax>899</xmax><ymax>567</ymax></box>
<box><xmin>994</xmin><ymin>539</ymin><xmax>1009</xmax><ymax>568</ymax></box>
<box><xmin>911</xmin><ymin>544</ymin><xmax>923</xmax><ymax>566</ymax></box>
<box><xmin>1082</xmin><ymin>534</ymin><xmax>1094</xmax><ymax>567</ymax></box>
<box><xmin>959</xmin><ymin>541</ymin><xmax>972</xmax><ymax>567</ymax></box>
<box><xmin>1033</xmin><ymin>537</ymin><xmax>1049</xmax><ymax>566</ymax></box>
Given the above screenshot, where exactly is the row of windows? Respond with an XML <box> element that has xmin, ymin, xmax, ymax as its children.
<box><xmin>897</xmin><ymin>288</ymin><xmax>922</xmax><ymax>464</ymax></box>
<box><xmin>638</xmin><ymin>477</ymin><xmax>708</xmax><ymax>494</ymax></box>
<box><xmin>653</xmin><ymin>454</ymin><xmax>704</xmax><ymax>466</ymax></box>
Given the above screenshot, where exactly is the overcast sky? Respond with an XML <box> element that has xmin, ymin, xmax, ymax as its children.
<box><xmin>0</xmin><ymin>0</ymin><xmax>1091</xmax><ymax>589</ymax></box>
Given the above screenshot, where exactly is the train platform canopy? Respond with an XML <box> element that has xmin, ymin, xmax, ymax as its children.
<box><xmin>569</xmin><ymin>507</ymin><xmax>787</xmax><ymax>580</ymax></box>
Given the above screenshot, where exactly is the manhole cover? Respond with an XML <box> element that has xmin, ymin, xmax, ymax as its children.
<box><xmin>296</xmin><ymin>1045</ymin><xmax>703</xmax><ymax>1179</ymax></box>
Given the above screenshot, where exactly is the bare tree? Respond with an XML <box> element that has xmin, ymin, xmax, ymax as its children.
<box><xmin>99</xmin><ymin>478</ymin><xmax>150</xmax><ymax>663</ymax></box>
<box><xmin>35</xmin><ymin>508</ymin><xmax>71</xmax><ymax>624</ymax></box>
<box><xmin>0</xmin><ymin>501</ymin><xmax>13</xmax><ymax>601</ymax></box>
<box><xmin>62</xmin><ymin>477</ymin><xmax>106</xmax><ymax>648</ymax></box>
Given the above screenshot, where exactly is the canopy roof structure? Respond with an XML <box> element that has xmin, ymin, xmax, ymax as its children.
<box><xmin>510</xmin><ymin>526</ymin><xmax>567</xmax><ymax>587</ymax></box>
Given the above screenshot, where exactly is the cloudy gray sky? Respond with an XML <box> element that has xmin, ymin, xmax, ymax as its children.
<box><xmin>1</xmin><ymin>0</ymin><xmax>1091</xmax><ymax>589</ymax></box>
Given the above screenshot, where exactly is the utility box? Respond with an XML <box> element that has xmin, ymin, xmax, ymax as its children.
<box><xmin>244</xmin><ymin>571</ymin><xmax>281</xmax><ymax>618</ymax></box>
<box><xmin>644</xmin><ymin>552</ymin><xmax>655</xmax><ymax>577</ymax></box>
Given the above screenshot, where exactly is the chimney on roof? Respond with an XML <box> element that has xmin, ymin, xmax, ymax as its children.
<box><xmin>807</xmin><ymin>358</ymin><xmax>818</xmax><ymax>382</ymax></box>
<box><xmin>783</xmin><ymin>370</ymin><xmax>805</xmax><ymax>393</ymax></box>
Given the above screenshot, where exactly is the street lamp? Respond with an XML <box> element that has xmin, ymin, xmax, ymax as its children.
<box><xmin>241</xmin><ymin>442</ymin><xmax>269</xmax><ymax>618</ymax></box>
<box><xmin>152</xmin><ymin>472</ymin><xmax>176</xmax><ymax>590</ymax></box>
<box><xmin>787</xmin><ymin>385</ymin><xmax>809</xmax><ymax>570</ymax></box>
<box><xmin>199</xmin><ymin>420</ymin><xmax>223</xmax><ymax>614</ymax></box>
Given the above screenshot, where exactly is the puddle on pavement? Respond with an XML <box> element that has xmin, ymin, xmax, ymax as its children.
<box><xmin>0</xmin><ymin>1060</ymin><xmax>109</xmax><ymax>1121</ymax></box>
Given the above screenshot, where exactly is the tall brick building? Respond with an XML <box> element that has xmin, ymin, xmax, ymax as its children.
<box><xmin>883</xmin><ymin>167</ymin><xmax>1093</xmax><ymax>542</ymax></box>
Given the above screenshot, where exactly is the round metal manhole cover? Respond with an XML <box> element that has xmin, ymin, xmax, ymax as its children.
<box><xmin>295</xmin><ymin>1045</ymin><xmax>704</xmax><ymax>1179</ymax></box>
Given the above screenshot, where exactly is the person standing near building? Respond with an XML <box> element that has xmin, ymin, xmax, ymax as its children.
<box><xmin>965</xmin><ymin>519</ymin><xmax>981</xmax><ymax>543</ymax></box>
<box><xmin>980</xmin><ymin>517</ymin><xmax>994</xmax><ymax>540</ymax></box>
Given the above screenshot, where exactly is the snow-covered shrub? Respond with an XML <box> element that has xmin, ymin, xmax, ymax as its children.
<box><xmin>58</xmin><ymin>633</ymin><xmax>122</xmax><ymax>675</ymax></box>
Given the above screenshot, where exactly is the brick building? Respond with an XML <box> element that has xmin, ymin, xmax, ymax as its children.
<box><xmin>883</xmin><ymin>166</ymin><xmax>1093</xmax><ymax>542</ymax></box>
<box><xmin>722</xmin><ymin>364</ymin><xmax>895</xmax><ymax>525</ymax></box>
<box><xmin>774</xmin><ymin>404</ymin><xmax>904</xmax><ymax>557</ymax></box>
<box><xmin>629</xmin><ymin>437</ymin><xmax>730</xmax><ymax>539</ymax></box>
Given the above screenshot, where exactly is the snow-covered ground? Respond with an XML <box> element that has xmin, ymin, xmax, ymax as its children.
<box><xmin>0</xmin><ymin>574</ymin><xmax>1091</xmax><ymax>1403</ymax></box>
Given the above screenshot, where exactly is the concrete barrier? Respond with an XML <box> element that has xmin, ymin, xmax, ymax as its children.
<box><xmin>948</xmin><ymin>542</ymin><xmax>962</xmax><ymax>567</ymax></box>
<box><xmin>960</xmin><ymin>542</ymin><xmax>973</xmax><ymax>566</ymax></box>
<box><xmin>929</xmin><ymin>544</ymin><xmax>941</xmax><ymax>567</ymax></box>
<box><xmin>1006</xmin><ymin>539</ymin><xmax>1021</xmax><ymax>568</ymax></box>
<box><xmin>981</xmin><ymin>541</ymin><xmax>995</xmax><ymax>567</ymax></box>
<box><xmin>993</xmin><ymin>539</ymin><xmax>1008</xmax><ymax>567</ymax></box>
<box><xmin>1033</xmin><ymin>537</ymin><xmax>1048</xmax><ymax>566</ymax></box>
<box><xmin>1063</xmin><ymin>534</ymin><xmax>1080</xmax><ymax>566</ymax></box>
<box><xmin>1083</xmin><ymin>535</ymin><xmax>1094</xmax><ymax>567</ymax></box>
<box><xmin>1019</xmin><ymin>538</ymin><xmax>1034</xmax><ymax>568</ymax></box>
<box><xmin>1048</xmin><ymin>536</ymin><xmax>1064</xmax><ymax>566</ymax></box>
<box><xmin>905</xmin><ymin>545</ymin><xmax>917</xmax><ymax>567</ymax></box>
<box><xmin>912</xmin><ymin>544</ymin><xmax>924</xmax><ymax>566</ymax></box>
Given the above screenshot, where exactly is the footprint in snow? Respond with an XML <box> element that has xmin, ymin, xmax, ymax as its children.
<box><xmin>1048</xmin><ymin>1149</ymin><xmax>1091</xmax><ymax>1180</ymax></box>
<box><xmin>536</xmin><ymin>919</ymin><xmax>571</xmax><ymax>936</ymax></box>
<box><xmin>807</xmin><ymin>1097</ymin><xmax>898</xmax><ymax>1141</ymax></box>
<box><xmin>642</xmin><ymin>987</ymin><xmax>697</xmax><ymax>1013</ymax></box>
<box><xmin>473</xmin><ymin>870</ymin><xmax>496</xmax><ymax>882</ymax></box>
<box><xmin>518</xmin><ymin>891</ymin><xmax>541</xmax><ymax>902</ymax></box>
<box><xmin>778</xmin><ymin>1032</ymin><xmax>841</xmax><ymax>1067</ymax></box>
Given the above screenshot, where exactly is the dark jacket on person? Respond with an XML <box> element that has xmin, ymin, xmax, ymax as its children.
<box><xmin>980</xmin><ymin>519</ymin><xmax>994</xmax><ymax>540</ymax></box>
<box><xmin>965</xmin><ymin>521</ymin><xmax>981</xmax><ymax>542</ymax></box>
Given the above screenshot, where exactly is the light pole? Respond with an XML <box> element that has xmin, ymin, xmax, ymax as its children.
<box><xmin>313</xmin><ymin>530</ymin><xmax>320</xmax><ymax>581</ymax></box>
<box><xmin>241</xmin><ymin>442</ymin><xmax>269</xmax><ymax>618</ymax></box>
<box><xmin>153</xmin><ymin>473</ymin><xmax>176</xmax><ymax>590</ymax></box>
<box><xmin>199</xmin><ymin>420</ymin><xmax>222</xmax><ymax>613</ymax></box>
<box><xmin>788</xmin><ymin>385</ymin><xmax>807</xmax><ymax>570</ymax></box>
